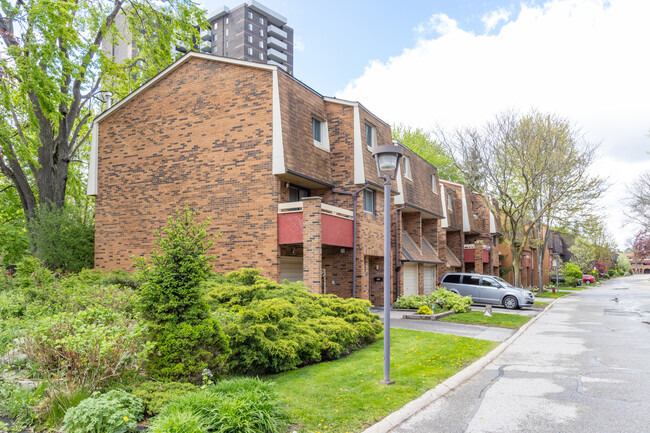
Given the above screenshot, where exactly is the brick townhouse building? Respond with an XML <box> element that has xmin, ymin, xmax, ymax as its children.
<box><xmin>88</xmin><ymin>51</ymin><xmax>463</xmax><ymax>305</ymax></box>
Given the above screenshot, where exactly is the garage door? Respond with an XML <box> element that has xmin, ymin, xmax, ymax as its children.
<box><xmin>280</xmin><ymin>256</ymin><xmax>303</xmax><ymax>282</ymax></box>
<box><xmin>423</xmin><ymin>265</ymin><xmax>436</xmax><ymax>295</ymax></box>
<box><xmin>403</xmin><ymin>263</ymin><xmax>418</xmax><ymax>297</ymax></box>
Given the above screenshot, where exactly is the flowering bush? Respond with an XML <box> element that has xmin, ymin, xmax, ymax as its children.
<box><xmin>417</xmin><ymin>305</ymin><xmax>433</xmax><ymax>315</ymax></box>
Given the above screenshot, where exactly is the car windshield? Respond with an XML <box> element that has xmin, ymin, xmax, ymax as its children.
<box><xmin>493</xmin><ymin>276</ymin><xmax>514</xmax><ymax>287</ymax></box>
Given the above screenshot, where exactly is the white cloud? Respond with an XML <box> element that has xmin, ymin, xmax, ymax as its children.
<box><xmin>482</xmin><ymin>8</ymin><xmax>511</xmax><ymax>33</ymax></box>
<box><xmin>338</xmin><ymin>0</ymin><xmax>650</xmax><ymax>249</ymax></box>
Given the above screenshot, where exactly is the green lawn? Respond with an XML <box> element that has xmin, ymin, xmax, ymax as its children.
<box><xmin>533</xmin><ymin>301</ymin><xmax>549</xmax><ymax>308</ymax></box>
<box><xmin>270</xmin><ymin>328</ymin><xmax>498</xmax><ymax>433</ymax></box>
<box><xmin>438</xmin><ymin>311</ymin><xmax>532</xmax><ymax>329</ymax></box>
<box><xmin>535</xmin><ymin>291</ymin><xmax>571</xmax><ymax>298</ymax></box>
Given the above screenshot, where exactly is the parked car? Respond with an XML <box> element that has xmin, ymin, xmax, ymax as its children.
<box><xmin>439</xmin><ymin>273</ymin><xmax>535</xmax><ymax>309</ymax></box>
<box><xmin>582</xmin><ymin>274</ymin><xmax>595</xmax><ymax>285</ymax></box>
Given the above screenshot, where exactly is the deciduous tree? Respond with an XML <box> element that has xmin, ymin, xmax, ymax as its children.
<box><xmin>0</xmin><ymin>0</ymin><xmax>205</xmax><ymax>239</ymax></box>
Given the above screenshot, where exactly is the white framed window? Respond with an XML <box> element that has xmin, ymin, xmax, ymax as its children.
<box><xmin>447</xmin><ymin>193</ymin><xmax>453</xmax><ymax>210</ymax></box>
<box><xmin>431</xmin><ymin>174</ymin><xmax>438</xmax><ymax>193</ymax></box>
<box><xmin>259</xmin><ymin>52</ymin><xmax>264</xmax><ymax>60</ymax></box>
<box><xmin>214</xmin><ymin>34</ymin><xmax>218</xmax><ymax>41</ymax></box>
<box><xmin>225</xmin><ymin>41</ymin><xmax>229</xmax><ymax>48</ymax></box>
<box><xmin>259</xmin><ymin>28</ymin><xmax>264</xmax><ymax>36</ymax></box>
<box><xmin>259</xmin><ymin>40</ymin><xmax>264</xmax><ymax>48</ymax></box>
<box><xmin>248</xmin><ymin>23</ymin><xmax>253</xmax><ymax>31</ymax></box>
<box><xmin>225</xmin><ymin>29</ymin><xmax>229</xmax><ymax>36</ymax></box>
<box><xmin>247</xmin><ymin>47</ymin><xmax>253</xmax><ymax>55</ymax></box>
<box><xmin>259</xmin><ymin>17</ymin><xmax>264</xmax><ymax>25</ymax></box>
<box><xmin>225</xmin><ymin>17</ymin><xmax>229</xmax><ymax>24</ymax></box>
<box><xmin>365</xmin><ymin>123</ymin><xmax>375</xmax><ymax>150</ymax></box>
<box><xmin>403</xmin><ymin>156</ymin><xmax>412</xmax><ymax>180</ymax></box>
<box><xmin>213</xmin><ymin>23</ymin><xmax>218</xmax><ymax>30</ymax></box>
<box><xmin>247</xmin><ymin>35</ymin><xmax>253</xmax><ymax>43</ymax></box>
<box><xmin>364</xmin><ymin>190</ymin><xmax>375</xmax><ymax>215</ymax></box>
<box><xmin>248</xmin><ymin>11</ymin><xmax>253</xmax><ymax>19</ymax></box>
<box><xmin>312</xmin><ymin>117</ymin><xmax>330</xmax><ymax>151</ymax></box>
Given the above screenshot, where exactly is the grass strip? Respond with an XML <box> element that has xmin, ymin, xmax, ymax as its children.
<box><xmin>533</xmin><ymin>301</ymin><xmax>549</xmax><ymax>308</ymax></box>
<box><xmin>270</xmin><ymin>328</ymin><xmax>498</xmax><ymax>433</ymax></box>
<box><xmin>535</xmin><ymin>291</ymin><xmax>571</xmax><ymax>298</ymax></box>
<box><xmin>438</xmin><ymin>311</ymin><xmax>531</xmax><ymax>329</ymax></box>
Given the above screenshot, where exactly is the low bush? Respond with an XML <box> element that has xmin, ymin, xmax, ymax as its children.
<box><xmin>23</xmin><ymin>307</ymin><xmax>153</xmax><ymax>387</ymax></box>
<box><xmin>393</xmin><ymin>295</ymin><xmax>431</xmax><ymax>310</ymax></box>
<box><xmin>205</xmin><ymin>269</ymin><xmax>382</xmax><ymax>375</ymax></box>
<box><xmin>0</xmin><ymin>379</ymin><xmax>44</xmax><ymax>427</ymax></box>
<box><xmin>148</xmin><ymin>377</ymin><xmax>288</xmax><ymax>433</ymax></box>
<box><xmin>36</xmin><ymin>383</ymin><xmax>93</xmax><ymax>429</ymax></box>
<box><xmin>433</xmin><ymin>288</ymin><xmax>472</xmax><ymax>313</ymax></box>
<box><xmin>417</xmin><ymin>305</ymin><xmax>433</xmax><ymax>315</ymax></box>
<box><xmin>132</xmin><ymin>381</ymin><xmax>198</xmax><ymax>417</ymax></box>
<box><xmin>62</xmin><ymin>389</ymin><xmax>143</xmax><ymax>433</ymax></box>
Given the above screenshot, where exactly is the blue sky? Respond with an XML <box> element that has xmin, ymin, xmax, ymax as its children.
<box><xmin>200</xmin><ymin>0</ymin><xmax>650</xmax><ymax>249</ymax></box>
<box><xmin>201</xmin><ymin>0</ymin><xmax>541</xmax><ymax>94</ymax></box>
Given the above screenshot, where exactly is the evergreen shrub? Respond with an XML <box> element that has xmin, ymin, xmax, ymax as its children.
<box><xmin>204</xmin><ymin>269</ymin><xmax>382</xmax><ymax>375</ymax></box>
<box><xmin>136</xmin><ymin>207</ymin><xmax>229</xmax><ymax>382</ymax></box>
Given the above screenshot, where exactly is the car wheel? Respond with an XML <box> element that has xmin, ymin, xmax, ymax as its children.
<box><xmin>585</xmin><ymin>280</ymin><xmax>591</xmax><ymax>285</ymax></box>
<box><xmin>503</xmin><ymin>295</ymin><xmax>518</xmax><ymax>310</ymax></box>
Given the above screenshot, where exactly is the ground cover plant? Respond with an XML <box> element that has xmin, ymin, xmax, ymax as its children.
<box><xmin>438</xmin><ymin>311</ymin><xmax>532</xmax><ymax>328</ymax></box>
<box><xmin>271</xmin><ymin>328</ymin><xmax>498</xmax><ymax>432</ymax></box>
<box><xmin>147</xmin><ymin>377</ymin><xmax>288</xmax><ymax>433</ymax></box>
<box><xmin>204</xmin><ymin>269</ymin><xmax>382</xmax><ymax>374</ymax></box>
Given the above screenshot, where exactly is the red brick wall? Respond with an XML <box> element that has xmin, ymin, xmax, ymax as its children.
<box><xmin>95</xmin><ymin>58</ymin><xmax>281</xmax><ymax>278</ymax></box>
<box><xmin>302</xmin><ymin>197</ymin><xmax>322</xmax><ymax>292</ymax></box>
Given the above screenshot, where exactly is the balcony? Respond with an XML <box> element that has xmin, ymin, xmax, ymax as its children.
<box><xmin>463</xmin><ymin>244</ymin><xmax>489</xmax><ymax>263</ymax></box>
<box><xmin>267</xmin><ymin>24</ymin><xmax>287</xmax><ymax>39</ymax></box>
<box><xmin>267</xmin><ymin>36</ymin><xmax>287</xmax><ymax>51</ymax></box>
<box><xmin>200</xmin><ymin>41</ymin><xmax>211</xmax><ymax>53</ymax></box>
<box><xmin>200</xmin><ymin>29</ymin><xmax>212</xmax><ymax>41</ymax></box>
<box><xmin>278</xmin><ymin>201</ymin><xmax>353</xmax><ymax>248</ymax></box>
<box><xmin>267</xmin><ymin>48</ymin><xmax>287</xmax><ymax>63</ymax></box>
<box><xmin>267</xmin><ymin>59</ymin><xmax>287</xmax><ymax>71</ymax></box>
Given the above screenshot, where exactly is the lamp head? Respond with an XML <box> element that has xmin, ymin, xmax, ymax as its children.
<box><xmin>372</xmin><ymin>145</ymin><xmax>403</xmax><ymax>179</ymax></box>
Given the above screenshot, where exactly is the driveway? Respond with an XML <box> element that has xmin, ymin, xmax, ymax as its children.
<box><xmin>387</xmin><ymin>275</ymin><xmax>650</xmax><ymax>432</ymax></box>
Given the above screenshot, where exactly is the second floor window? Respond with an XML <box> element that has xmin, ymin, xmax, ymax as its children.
<box><xmin>447</xmin><ymin>193</ymin><xmax>453</xmax><ymax>210</ymax></box>
<box><xmin>403</xmin><ymin>156</ymin><xmax>412</xmax><ymax>180</ymax></box>
<box><xmin>312</xmin><ymin>118</ymin><xmax>322</xmax><ymax>143</ymax></box>
<box><xmin>364</xmin><ymin>189</ymin><xmax>375</xmax><ymax>214</ymax></box>
<box><xmin>365</xmin><ymin>123</ymin><xmax>375</xmax><ymax>149</ymax></box>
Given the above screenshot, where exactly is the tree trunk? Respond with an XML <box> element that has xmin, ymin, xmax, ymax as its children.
<box><xmin>511</xmin><ymin>244</ymin><xmax>521</xmax><ymax>287</ymax></box>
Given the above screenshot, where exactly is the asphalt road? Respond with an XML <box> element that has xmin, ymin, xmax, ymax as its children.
<box><xmin>390</xmin><ymin>275</ymin><xmax>650</xmax><ymax>433</ymax></box>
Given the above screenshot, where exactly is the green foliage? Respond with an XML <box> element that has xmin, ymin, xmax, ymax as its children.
<box><xmin>393</xmin><ymin>295</ymin><xmax>433</xmax><ymax>310</ymax></box>
<box><xmin>0</xmin><ymin>182</ymin><xmax>29</xmax><ymax>265</ymax></box>
<box><xmin>392</xmin><ymin>125</ymin><xmax>464</xmax><ymax>182</ymax></box>
<box><xmin>562</xmin><ymin>262</ymin><xmax>582</xmax><ymax>286</ymax></box>
<box><xmin>206</xmin><ymin>269</ymin><xmax>382</xmax><ymax>375</ymax></box>
<box><xmin>607</xmin><ymin>269</ymin><xmax>615</xmax><ymax>277</ymax></box>
<box><xmin>37</xmin><ymin>384</ymin><xmax>93</xmax><ymax>429</ymax></box>
<box><xmin>132</xmin><ymin>382</ymin><xmax>198</xmax><ymax>417</ymax></box>
<box><xmin>568</xmin><ymin>237</ymin><xmax>596</xmax><ymax>273</ymax></box>
<box><xmin>23</xmin><ymin>307</ymin><xmax>153</xmax><ymax>388</ymax></box>
<box><xmin>417</xmin><ymin>305</ymin><xmax>433</xmax><ymax>315</ymax></box>
<box><xmin>0</xmin><ymin>379</ymin><xmax>45</xmax><ymax>427</ymax></box>
<box><xmin>148</xmin><ymin>378</ymin><xmax>288</xmax><ymax>433</ymax></box>
<box><xmin>137</xmin><ymin>207</ymin><xmax>229</xmax><ymax>382</ymax></box>
<box><xmin>432</xmin><ymin>288</ymin><xmax>472</xmax><ymax>313</ymax></box>
<box><xmin>26</xmin><ymin>203</ymin><xmax>94</xmax><ymax>273</ymax></box>
<box><xmin>616</xmin><ymin>254</ymin><xmax>631</xmax><ymax>272</ymax></box>
<box><xmin>62</xmin><ymin>389</ymin><xmax>144</xmax><ymax>433</ymax></box>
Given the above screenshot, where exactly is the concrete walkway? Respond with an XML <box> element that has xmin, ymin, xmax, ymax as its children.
<box><xmin>370</xmin><ymin>307</ymin><xmax>521</xmax><ymax>342</ymax></box>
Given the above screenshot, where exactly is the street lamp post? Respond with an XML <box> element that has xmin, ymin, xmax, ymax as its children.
<box><xmin>372</xmin><ymin>144</ymin><xmax>403</xmax><ymax>386</ymax></box>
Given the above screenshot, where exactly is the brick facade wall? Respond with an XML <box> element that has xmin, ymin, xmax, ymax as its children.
<box><xmin>95</xmin><ymin>58</ymin><xmax>281</xmax><ymax>279</ymax></box>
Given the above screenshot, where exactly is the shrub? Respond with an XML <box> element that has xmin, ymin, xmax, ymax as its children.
<box><xmin>27</xmin><ymin>202</ymin><xmax>94</xmax><ymax>273</ymax></box>
<box><xmin>132</xmin><ymin>382</ymin><xmax>198</xmax><ymax>417</ymax></box>
<box><xmin>0</xmin><ymin>379</ymin><xmax>44</xmax><ymax>427</ymax></box>
<box><xmin>36</xmin><ymin>383</ymin><xmax>93</xmax><ymax>429</ymax></box>
<box><xmin>433</xmin><ymin>288</ymin><xmax>472</xmax><ymax>313</ymax></box>
<box><xmin>417</xmin><ymin>305</ymin><xmax>433</xmax><ymax>315</ymax></box>
<box><xmin>23</xmin><ymin>307</ymin><xmax>153</xmax><ymax>387</ymax></box>
<box><xmin>62</xmin><ymin>389</ymin><xmax>143</xmax><ymax>433</ymax></box>
<box><xmin>148</xmin><ymin>377</ymin><xmax>288</xmax><ymax>433</ymax></box>
<box><xmin>393</xmin><ymin>295</ymin><xmax>429</xmax><ymax>310</ymax></box>
<box><xmin>136</xmin><ymin>206</ymin><xmax>229</xmax><ymax>382</ymax></box>
<box><xmin>206</xmin><ymin>269</ymin><xmax>382</xmax><ymax>375</ymax></box>
<box><xmin>607</xmin><ymin>269</ymin><xmax>615</xmax><ymax>277</ymax></box>
<box><xmin>562</xmin><ymin>262</ymin><xmax>582</xmax><ymax>286</ymax></box>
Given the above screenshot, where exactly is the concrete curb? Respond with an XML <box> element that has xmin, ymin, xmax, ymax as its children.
<box><xmin>402</xmin><ymin>311</ymin><xmax>455</xmax><ymax>320</ymax></box>
<box><xmin>362</xmin><ymin>296</ymin><xmax>564</xmax><ymax>433</ymax></box>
